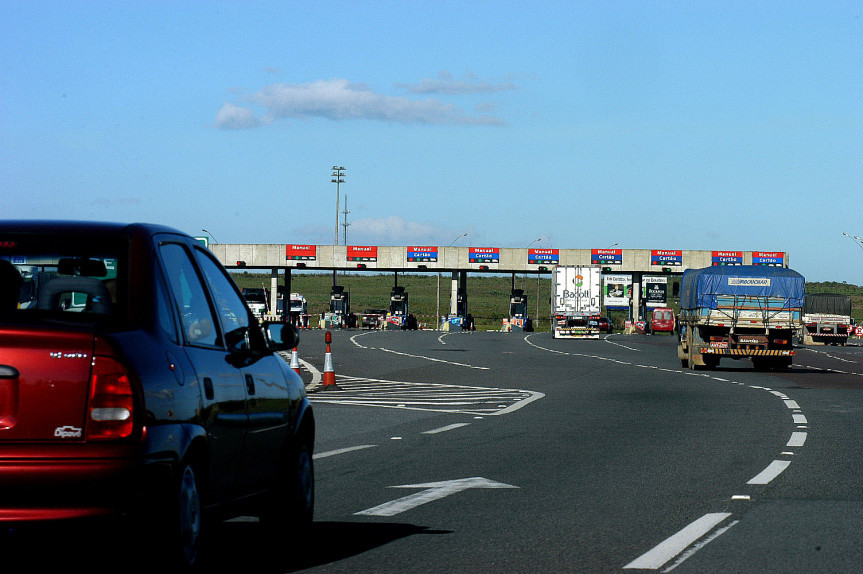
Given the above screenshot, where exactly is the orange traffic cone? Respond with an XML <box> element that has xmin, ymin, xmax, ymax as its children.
<box><xmin>290</xmin><ymin>347</ymin><xmax>300</xmax><ymax>375</ymax></box>
<box><xmin>321</xmin><ymin>331</ymin><xmax>340</xmax><ymax>390</ymax></box>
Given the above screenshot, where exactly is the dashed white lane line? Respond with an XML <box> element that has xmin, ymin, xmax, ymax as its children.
<box><xmin>747</xmin><ymin>460</ymin><xmax>792</xmax><ymax>485</ymax></box>
<box><xmin>422</xmin><ymin>423</ymin><xmax>470</xmax><ymax>434</ymax></box>
<box><xmin>349</xmin><ymin>331</ymin><xmax>490</xmax><ymax>370</ymax></box>
<box><xmin>623</xmin><ymin>513</ymin><xmax>733</xmax><ymax>570</ymax></box>
<box><xmin>313</xmin><ymin>444</ymin><xmax>377</xmax><ymax>460</ymax></box>
<box><xmin>787</xmin><ymin>432</ymin><xmax>807</xmax><ymax>447</ymax></box>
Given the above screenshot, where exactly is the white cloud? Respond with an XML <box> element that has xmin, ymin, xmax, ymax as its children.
<box><xmin>215</xmin><ymin>78</ymin><xmax>505</xmax><ymax>129</ymax></box>
<box><xmin>398</xmin><ymin>72</ymin><xmax>517</xmax><ymax>95</ymax></box>
<box><xmin>214</xmin><ymin>102</ymin><xmax>264</xmax><ymax>129</ymax></box>
<box><xmin>349</xmin><ymin>215</ymin><xmax>438</xmax><ymax>244</ymax></box>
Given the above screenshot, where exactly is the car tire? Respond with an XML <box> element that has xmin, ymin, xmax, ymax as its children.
<box><xmin>262</xmin><ymin>438</ymin><xmax>314</xmax><ymax>536</ymax></box>
<box><xmin>138</xmin><ymin>461</ymin><xmax>203</xmax><ymax>570</ymax></box>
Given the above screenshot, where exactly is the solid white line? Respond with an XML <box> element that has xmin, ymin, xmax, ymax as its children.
<box><xmin>378</xmin><ymin>347</ymin><xmax>490</xmax><ymax>370</ymax></box>
<box><xmin>422</xmin><ymin>423</ymin><xmax>470</xmax><ymax>434</ymax></box>
<box><xmin>787</xmin><ymin>432</ymin><xmax>807</xmax><ymax>447</ymax></box>
<box><xmin>663</xmin><ymin>520</ymin><xmax>740</xmax><ymax>572</ymax></box>
<box><xmin>747</xmin><ymin>460</ymin><xmax>791</xmax><ymax>485</ymax></box>
<box><xmin>623</xmin><ymin>513</ymin><xmax>732</xmax><ymax>570</ymax></box>
<box><xmin>313</xmin><ymin>444</ymin><xmax>377</xmax><ymax>460</ymax></box>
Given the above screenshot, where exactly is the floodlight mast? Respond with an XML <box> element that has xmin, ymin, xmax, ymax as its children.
<box><xmin>331</xmin><ymin>166</ymin><xmax>345</xmax><ymax>245</ymax></box>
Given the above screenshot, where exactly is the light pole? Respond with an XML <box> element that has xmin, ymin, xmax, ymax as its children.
<box><xmin>331</xmin><ymin>166</ymin><xmax>345</xmax><ymax>245</ymax></box>
<box><xmin>201</xmin><ymin>228</ymin><xmax>219</xmax><ymax>244</ymax></box>
<box><xmin>527</xmin><ymin>237</ymin><xmax>542</xmax><ymax>321</ymax></box>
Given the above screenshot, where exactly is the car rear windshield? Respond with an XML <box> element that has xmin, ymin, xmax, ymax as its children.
<box><xmin>0</xmin><ymin>235</ymin><xmax>126</xmax><ymax>324</ymax></box>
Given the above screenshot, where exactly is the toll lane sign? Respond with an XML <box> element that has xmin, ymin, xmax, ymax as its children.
<box><xmin>286</xmin><ymin>245</ymin><xmax>317</xmax><ymax>261</ymax></box>
<box><xmin>753</xmin><ymin>251</ymin><xmax>785</xmax><ymax>266</ymax></box>
<box><xmin>712</xmin><ymin>251</ymin><xmax>742</xmax><ymax>266</ymax></box>
<box><xmin>348</xmin><ymin>246</ymin><xmax>378</xmax><ymax>262</ymax></box>
<box><xmin>407</xmin><ymin>246</ymin><xmax>438</xmax><ymax>262</ymax></box>
<box><xmin>650</xmin><ymin>250</ymin><xmax>682</xmax><ymax>266</ymax></box>
<box><xmin>592</xmin><ymin>249</ymin><xmax>622</xmax><ymax>265</ymax></box>
<box><xmin>469</xmin><ymin>248</ymin><xmax>499</xmax><ymax>264</ymax></box>
<box><xmin>528</xmin><ymin>249</ymin><xmax>559</xmax><ymax>265</ymax></box>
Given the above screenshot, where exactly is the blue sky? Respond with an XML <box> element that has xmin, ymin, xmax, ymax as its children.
<box><xmin>2</xmin><ymin>1</ymin><xmax>861</xmax><ymax>283</ymax></box>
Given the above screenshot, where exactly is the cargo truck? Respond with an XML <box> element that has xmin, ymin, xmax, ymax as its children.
<box><xmin>800</xmin><ymin>293</ymin><xmax>853</xmax><ymax>346</ymax></box>
<box><xmin>677</xmin><ymin>266</ymin><xmax>805</xmax><ymax>370</ymax></box>
<box><xmin>551</xmin><ymin>265</ymin><xmax>602</xmax><ymax>339</ymax></box>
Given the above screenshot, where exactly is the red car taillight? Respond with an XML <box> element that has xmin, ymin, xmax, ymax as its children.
<box><xmin>87</xmin><ymin>356</ymin><xmax>135</xmax><ymax>440</ymax></box>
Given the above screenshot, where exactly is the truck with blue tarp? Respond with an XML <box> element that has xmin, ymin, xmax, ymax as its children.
<box><xmin>676</xmin><ymin>266</ymin><xmax>805</xmax><ymax>370</ymax></box>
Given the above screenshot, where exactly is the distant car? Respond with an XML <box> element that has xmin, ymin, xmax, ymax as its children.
<box><xmin>596</xmin><ymin>317</ymin><xmax>613</xmax><ymax>333</ymax></box>
<box><xmin>0</xmin><ymin>221</ymin><xmax>314</xmax><ymax>569</ymax></box>
<box><xmin>361</xmin><ymin>308</ymin><xmax>388</xmax><ymax>329</ymax></box>
<box><xmin>651</xmin><ymin>307</ymin><xmax>675</xmax><ymax>334</ymax></box>
<box><xmin>588</xmin><ymin>317</ymin><xmax>612</xmax><ymax>334</ymax></box>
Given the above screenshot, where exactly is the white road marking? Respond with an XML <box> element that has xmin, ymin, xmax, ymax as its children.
<box><xmin>783</xmin><ymin>399</ymin><xmax>800</xmax><ymax>409</ymax></box>
<box><xmin>787</xmin><ymin>432</ymin><xmax>807</xmax><ymax>447</ymax></box>
<box><xmin>663</xmin><ymin>519</ymin><xmax>740</xmax><ymax>572</ymax></box>
<box><xmin>793</xmin><ymin>413</ymin><xmax>808</xmax><ymax>424</ymax></box>
<box><xmin>623</xmin><ymin>513</ymin><xmax>733</xmax><ymax>570</ymax></box>
<box><xmin>378</xmin><ymin>346</ymin><xmax>489</xmax><ymax>370</ymax></box>
<box><xmin>422</xmin><ymin>423</ymin><xmax>470</xmax><ymax>434</ymax></box>
<box><xmin>355</xmin><ymin>477</ymin><xmax>518</xmax><ymax>517</ymax></box>
<box><xmin>747</xmin><ymin>460</ymin><xmax>792</xmax><ymax>485</ymax></box>
<box><xmin>313</xmin><ymin>444</ymin><xmax>377</xmax><ymax>460</ymax></box>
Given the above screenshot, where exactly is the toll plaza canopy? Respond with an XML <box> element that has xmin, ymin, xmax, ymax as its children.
<box><xmin>208</xmin><ymin>244</ymin><xmax>790</xmax><ymax>275</ymax></box>
<box><xmin>680</xmin><ymin>266</ymin><xmax>805</xmax><ymax>311</ymax></box>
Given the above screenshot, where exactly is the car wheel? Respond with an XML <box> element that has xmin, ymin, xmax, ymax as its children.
<box><xmin>139</xmin><ymin>461</ymin><xmax>203</xmax><ymax>569</ymax></box>
<box><xmin>175</xmin><ymin>464</ymin><xmax>203</xmax><ymax>567</ymax></box>
<box><xmin>262</xmin><ymin>439</ymin><xmax>314</xmax><ymax>535</ymax></box>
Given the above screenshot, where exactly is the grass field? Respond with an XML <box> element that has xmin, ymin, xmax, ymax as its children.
<box><xmin>230</xmin><ymin>271</ymin><xmax>863</xmax><ymax>332</ymax></box>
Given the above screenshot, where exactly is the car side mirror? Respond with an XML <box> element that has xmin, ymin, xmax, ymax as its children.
<box><xmin>264</xmin><ymin>322</ymin><xmax>299</xmax><ymax>351</ymax></box>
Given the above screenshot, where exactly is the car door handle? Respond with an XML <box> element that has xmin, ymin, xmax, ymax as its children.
<box><xmin>245</xmin><ymin>374</ymin><xmax>256</xmax><ymax>396</ymax></box>
<box><xmin>203</xmin><ymin>377</ymin><xmax>214</xmax><ymax>400</ymax></box>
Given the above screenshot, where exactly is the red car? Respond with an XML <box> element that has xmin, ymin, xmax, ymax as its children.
<box><xmin>651</xmin><ymin>307</ymin><xmax>676</xmax><ymax>334</ymax></box>
<box><xmin>0</xmin><ymin>221</ymin><xmax>314</xmax><ymax>568</ymax></box>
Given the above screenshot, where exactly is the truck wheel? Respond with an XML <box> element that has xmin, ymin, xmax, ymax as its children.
<box><xmin>680</xmin><ymin>358</ymin><xmax>689</xmax><ymax>369</ymax></box>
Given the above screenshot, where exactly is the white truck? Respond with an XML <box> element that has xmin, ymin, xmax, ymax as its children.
<box><xmin>551</xmin><ymin>265</ymin><xmax>602</xmax><ymax>339</ymax></box>
<box><xmin>800</xmin><ymin>293</ymin><xmax>853</xmax><ymax>346</ymax></box>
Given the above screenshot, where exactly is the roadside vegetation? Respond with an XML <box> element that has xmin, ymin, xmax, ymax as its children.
<box><xmin>230</xmin><ymin>272</ymin><xmax>862</xmax><ymax>332</ymax></box>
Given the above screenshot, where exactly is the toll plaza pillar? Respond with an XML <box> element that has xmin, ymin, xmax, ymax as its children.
<box><xmin>450</xmin><ymin>272</ymin><xmax>459</xmax><ymax>316</ymax></box>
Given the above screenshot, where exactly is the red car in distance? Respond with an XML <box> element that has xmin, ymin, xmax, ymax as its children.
<box><xmin>651</xmin><ymin>307</ymin><xmax>676</xmax><ymax>334</ymax></box>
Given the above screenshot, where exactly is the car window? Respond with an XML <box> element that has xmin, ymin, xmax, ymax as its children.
<box><xmin>0</xmin><ymin>236</ymin><xmax>123</xmax><ymax>322</ymax></box>
<box><xmin>159</xmin><ymin>243</ymin><xmax>219</xmax><ymax>347</ymax></box>
<box><xmin>193</xmin><ymin>248</ymin><xmax>253</xmax><ymax>352</ymax></box>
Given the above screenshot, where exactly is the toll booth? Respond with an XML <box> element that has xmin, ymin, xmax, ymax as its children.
<box><xmin>503</xmin><ymin>288</ymin><xmax>532</xmax><ymax>332</ymax></box>
<box><xmin>457</xmin><ymin>287</ymin><xmax>468</xmax><ymax>318</ymax></box>
<box><xmin>325</xmin><ymin>285</ymin><xmax>351</xmax><ymax>328</ymax></box>
<box><xmin>509</xmin><ymin>289</ymin><xmax>528</xmax><ymax>318</ymax></box>
<box><xmin>387</xmin><ymin>286</ymin><xmax>409</xmax><ymax>329</ymax></box>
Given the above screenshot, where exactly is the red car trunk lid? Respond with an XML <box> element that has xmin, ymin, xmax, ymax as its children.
<box><xmin>0</xmin><ymin>328</ymin><xmax>94</xmax><ymax>441</ymax></box>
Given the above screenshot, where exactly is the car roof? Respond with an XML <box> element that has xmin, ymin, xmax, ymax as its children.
<box><xmin>0</xmin><ymin>220</ymin><xmax>188</xmax><ymax>239</ymax></box>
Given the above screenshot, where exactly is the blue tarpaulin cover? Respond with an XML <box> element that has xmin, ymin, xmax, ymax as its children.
<box><xmin>680</xmin><ymin>266</ymin><xmax>805</xmax><ymax>311</ymax></box>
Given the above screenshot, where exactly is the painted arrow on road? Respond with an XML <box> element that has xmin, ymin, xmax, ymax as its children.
<box><xmin>355</xmin><ymin>477</ymin><xmax>519</xmax><ymax>517</ymax></box>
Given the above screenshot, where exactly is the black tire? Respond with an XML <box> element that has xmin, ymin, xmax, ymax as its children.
<box><xmin>262</xmin><ymin>438</ymin><xmax>314</xmax><ymax>536</ymax></box>
<box><xmin>173</xmin><ymin>464</ymin><xmax>203</xmax><ymax>568</ymax></box>
<box><xmin>138</xmin><ymin>462</ymin><xmax>203</xmax><ymax>570</ymax></box>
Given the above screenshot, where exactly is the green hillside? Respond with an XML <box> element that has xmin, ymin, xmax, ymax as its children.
<box><xmin>230</xmin><ymin>272</ymin><xmax>863</xmax><ymax>332</ymax></box>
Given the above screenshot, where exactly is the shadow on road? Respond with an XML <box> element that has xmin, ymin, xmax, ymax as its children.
<box><xmin>200</xmin><ymin>520</ymin><xmax>452</xmax><ymax>572</ymax></box>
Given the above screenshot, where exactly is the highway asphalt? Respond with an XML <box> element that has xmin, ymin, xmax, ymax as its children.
<box><xmin>200</xmin><ymin>329</ymin><xmax>863</xmax><ymax>573</ymax></box>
